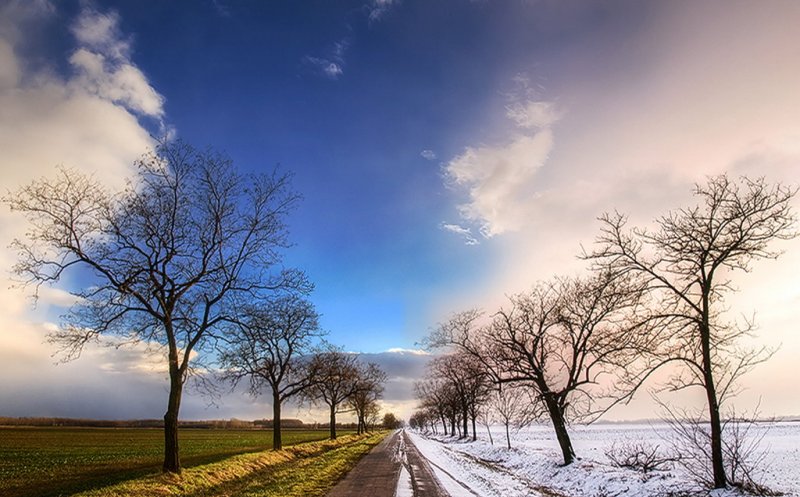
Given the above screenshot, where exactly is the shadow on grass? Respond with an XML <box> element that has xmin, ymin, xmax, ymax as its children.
<box><xmin>8</xmin><ymin>449</ymin><xmax>270</xmax><ymax>497</ymax></box>
<box><xmin>177</xmin><ymin>433</ymin><xmax>384</xmax><ymax>497</ymax></box>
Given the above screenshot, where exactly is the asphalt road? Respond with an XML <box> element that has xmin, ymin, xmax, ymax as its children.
<box><xmin>327</xmin><ymin>430</ymin><xmax>449</xmax><ymax>497</ymax></box>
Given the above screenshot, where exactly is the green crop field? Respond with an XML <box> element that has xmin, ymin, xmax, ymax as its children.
<box><xmin>0</xmin><ymin>426</ymin><xmax>351</xmax><ymax>497</ymax></box>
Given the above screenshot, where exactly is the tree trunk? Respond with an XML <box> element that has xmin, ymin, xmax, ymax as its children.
<box><xmin>505</xmin><ymin>421</ymin><xmax>511</xmax><ymax>450</ymax></box>
<box><xmin>272</xmin><ymin>391</ymin><xmax>282</xmax><ymax>450</ymax></box>
<box><xmin>485</xmin><ymin>423</ymin><xmax>493</xmax><ymax>445</ymax></box>
<box><xmin>700</xmin><ymin>310</ymin><xmax>727</xmax><ymax>488</ymax></box>
<box><xmin>163</xmin><ymin>360</ymin><xmax>183</xmax><ymax>473</ymax></box>
<box><xmin>471</xmin><ymin>412</ymin><xmax>477</xmax><ymax>442</ymax></box>
<box><xmin>462</xmin><ymin>405</ymin><xmax>469</xmax><ymax>439</ymax></box>
<box><xmin>329</xmin><ymin>405</ymin><xmax>337</xmax><ymax>440</ymax></box>
<box><xmin>543</xmin><ymin>392</ymin><xmax>574</xmax><ymax>465</ymax></box>
<box><xmin>441</xmin><ymin>415</ymin><xmax>448</xmax><ymax>435</ymax></box>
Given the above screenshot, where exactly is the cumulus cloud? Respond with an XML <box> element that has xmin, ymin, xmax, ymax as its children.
<box><xmin>68</xmin><ymin>9</ymin><xmax>165</xmax><ymax>119</ymax></box>
<box><xmin>441</xmin><ymin>70</ymin><xmax>562</xmax><ymax>240</ymax></box>
<box><xmin>443</xmin><ymin>99</ymin><xmax>558</xmax><ymax>238</ymax></box>
<box><xmin>70</xmin><ymin>8</ymin><xmax>129</xmax><ymax>59</ymax></box>
<box><xmin>0</xmin><ymin>2</ymin><xmax>173</xmax><ymax>420</ymax></box>
<box><xmin>357</xmin><ymin>349</ymin><xmax>435</xmax><ymax>420</ymax></box>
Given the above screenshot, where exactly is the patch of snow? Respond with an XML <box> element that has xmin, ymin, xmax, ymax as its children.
<box><xmin>396</xmin><ymin>465</ymin><xmax>413</xmax><ymax>497</ymax></box>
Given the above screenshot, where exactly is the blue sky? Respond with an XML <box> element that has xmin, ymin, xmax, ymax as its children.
<box><xmin>2</xmin><ymin>0</ymin><xmax>800</xmax><ymax>421</ymax></box>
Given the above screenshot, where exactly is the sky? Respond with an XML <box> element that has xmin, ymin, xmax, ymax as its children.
<box><xmin>1</xmin><ymin>0</ymin><xmax>799</xmax><ymax>423</ymax></box>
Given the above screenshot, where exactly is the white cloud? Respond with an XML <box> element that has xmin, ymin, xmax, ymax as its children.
<box><xmin>420</xmin><ymin>149</ymin><xmax>437</xmax><ymax>161</ymax></box>
<box><xmin>368</xmin><ymin>0</ymin><xmax>400</xmax><ymax>23</ymax></box>
<box><xmin>443</xmin><ymin>70</ymin><xmax>561</xmax><ymax>238</ymax></box>
<box><xmin>384</xmin><ymin>347</ymin><xmax>430</xmax><ymax>355</ymax></box>
<box><xmin>70</xmin><ymin>8</ymin><xmax>129</xmax><ymax>60</ymax></box>
<box><xmin>505</xmin><ymin>100</ymin><xmax>561</xmax><ymax>130</ymax></box>
<box><xmin>323</xmin><ymin>61</ymin><xmax>343</xmax><ymax>78</ymax></box>
<box><xmin>0</xmin><ymin>3</ymin><xmax>175</xmax><ymax>420</ymax></box>
<box><xmin>444</xmin><ymin>112</ymin><xmax>556</xmax><ymax>238</ymax></box>
<box><xmin>305</xmin><ymin>39</ymin><xmax>349</xmax><ymax>80</ymax></box>
<box><xmin>0</xmin><ymin>1</ymin><xmax>55</xmax><ymax>46</ymax></box>
<box><xmin>440</xmin><ymin>223</ymin><xmax>479</xmax><ymax>246</ymax></box>
<box><xmin>68</xmin><ymin>8</ymin><xmax>165</xmax><ymax>120</ymax></box>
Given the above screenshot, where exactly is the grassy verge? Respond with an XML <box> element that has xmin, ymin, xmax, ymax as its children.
<box><xmin>71</xmin><ymin>431</ymin><xmax>389</xmax><ymax>497</ymax></box>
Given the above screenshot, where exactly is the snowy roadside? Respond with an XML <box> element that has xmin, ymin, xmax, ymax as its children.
<box><xmin>407</xmin><ymin>423</ymin><xmax>799</xmax><ymax>497</ymax></box>
<box><xmin>406</xmin><ymin>430</ymin><xmax>552</xmax><ymax>497</ymax></box>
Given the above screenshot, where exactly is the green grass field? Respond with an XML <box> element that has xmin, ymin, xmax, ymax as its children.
<box><xmin>71</xmin><ymin>431</ymin><xmax>389</xmax><ymax>497</ymax></box>
<box><xmin>0</xmin><ymin>426</ymin><xmax>353</xmax><ymax>497</ymax></box>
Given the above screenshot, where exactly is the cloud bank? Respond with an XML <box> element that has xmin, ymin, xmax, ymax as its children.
<box><xmin>0</xmin><ymin>2</ymin><xmax>170</xmax><ymax>419</ymax></box>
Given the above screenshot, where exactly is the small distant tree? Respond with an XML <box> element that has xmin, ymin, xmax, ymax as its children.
<box><xmin>491</xmin><ymin>385</ymin><xmax>539</xmax><ymax>449</ymax></box>
<box><xmin>382</xmin><ymin>412</ymin><xmax>400</xmax><ymax>429</ymax></box>
<box><xmin>409</xmin><ymin>410</ymin><xmax>432</xmax><ymax>432</ymax></box>
<box><xmin>219</xmin><ymin>295</ymin><xmax>323</xmax><ymax>450</ymax></box>
<box><xmin>586</xmin><ymin>174</ymin><xmax>797</xmax><ymax>488</ymax></box>
<box><xmin>303</xmin><ymin>349</ymin><xmax>360</xmax><ymax>439</ymax></box>
<box><xmin>415</xmin><ymin>379</ymin><xmax>455</xmax><ymax>436</ymax></box>
<box><xmin>4</xmin><ymin>141</ymin><xmax>308</xmax><ymax>473</ymax></box>
<box><xmin>349</xmin><ymin>362</ymin><xmax>387</xmax><ymax>434</ymax></box>
<box><xmin>428</xmin><ymin>351</ymin><xmax>491</xmax><ymax>441</ymax></box>
<box><xmin>364</xmin><ymin>400</ymin><xmax>382</xmax><ymax>431</ymax></box>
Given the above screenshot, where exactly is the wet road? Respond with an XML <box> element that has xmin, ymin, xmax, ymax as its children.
<box><xmin>327</xmin><ymin>430</ymin><xmax>449</xmax><ymax>497</ymax></box>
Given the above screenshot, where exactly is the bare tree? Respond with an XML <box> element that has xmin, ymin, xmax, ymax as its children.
<box><xmin>219</xmin><ymin>295</ymin><xmax>323</xmax><ymax>450</ymax></box>
<box><xmin>348</xmin><ymin>362</ymin><xmax>387</xmax><ymax>434</ymax></box>
<box><xmin>4</xmin><ymin>141</ymin><xmax>308</xmax><ymax>473</ymax></box>
<box><xmin>303</xmin><ymin>348</ymin><xmax>360</xmax><ymax>439</ymax></box>
<box><xmin>429</xmin><ymin>352</ymin><xmax>491</xmax><ymax>441</ymax></box>
<box><xmin>414</xmin><ymin>378</ymin><xmax>457</xmax><ymax>436</ymax></box>
<box><xmin>409</xmin><ymin>409</ymin><xmax>437</xmax><ymax>433</ymax></box>
<box><xmin>585</xmin><ymin>174</ymin><xmax>797</xmax><ymax>488</ymax></box>
<box><xmin>490</xmin><ymin>384</ymin><xmax>540</xmax><ymax>449</ymax></box>
<box><xmin>430</xmin><ymin>269</ymin><xmax>645</xmax><ymax>464</ymax></box>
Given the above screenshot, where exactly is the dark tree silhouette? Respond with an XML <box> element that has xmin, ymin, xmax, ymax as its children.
<box><xmin>303</xmin><ymin>349</ymin><xmax>361</xmax><ymax>439</ymax></box>
<box><xmin>429</xmin><ymin>352</ymin><xmax>491</xmax><ymax>441</ymax></box>
<box><xmin>430</xmin><ymin>269</ymin><xmax>645</xmax><ymax>465</ymax></box>
<box><xmin>5</xmin><ymin>141</ymin><xmax>309</xmax><ymax>473</ymax></box>
<box><xmin>348</xmin><ymin>362</ymin><xmax>387</xmax><ymax>434</ymax></box>
<box><xmin>414</xmin><ymin>378</ymin><xmax>459</xmax><ymax>436</ymax></box>
<box><xmin>585</xmin><ymin>174</ymin><xmax>797</xmax><ymax>488</ymax></box>
<box><xmin>219</xmin><ymin>295</ymin><xmax>323</xmax><ymax>449</ymax></box>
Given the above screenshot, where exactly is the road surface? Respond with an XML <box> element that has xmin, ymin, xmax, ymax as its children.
<box><xmin>327</xmin><ymin>430</ymin><xmax>449</xmax><ymax>497</ymax></box>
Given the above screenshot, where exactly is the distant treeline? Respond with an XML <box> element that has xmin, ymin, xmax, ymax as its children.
<box><xmin>0</xmin><ymin>416</ymin><xmax>367</xmax><ymax>429</ymax></box>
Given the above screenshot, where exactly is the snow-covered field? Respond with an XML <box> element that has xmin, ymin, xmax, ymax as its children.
<box><xmin>408</xmin><ymin>421</ymin><xmax>800</xmax><ymax>497</ymax></box>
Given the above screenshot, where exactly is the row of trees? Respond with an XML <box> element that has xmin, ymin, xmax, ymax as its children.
<box><xmin>216</xmin><ymin>295</ymin><xmax>388</xmax><ymax>448</ymax></box>
<box><xmin>5</xmin><ymin>141</ymin><xmax>387</xmax><ymax>473</ymax></box>
<box><xmin>413</xmin><ymin>175</ymin><xmax>797</xmax><ymax>490</ymax></box>
<box><xmin>412</xmin><ymin>352</ymin><xmax>538</xmax><ymax>450</ymax></box>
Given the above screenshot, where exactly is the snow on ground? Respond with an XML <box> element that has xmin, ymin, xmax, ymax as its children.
<box><xmin>408</xmin><ymin>421</ymin><xmax>800</xmax><ymax>497</ymax></box>
<box><xmin>407</xmin><ymin>429</ymin><xmax>544</xmax><ymax>496</ymax></box>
